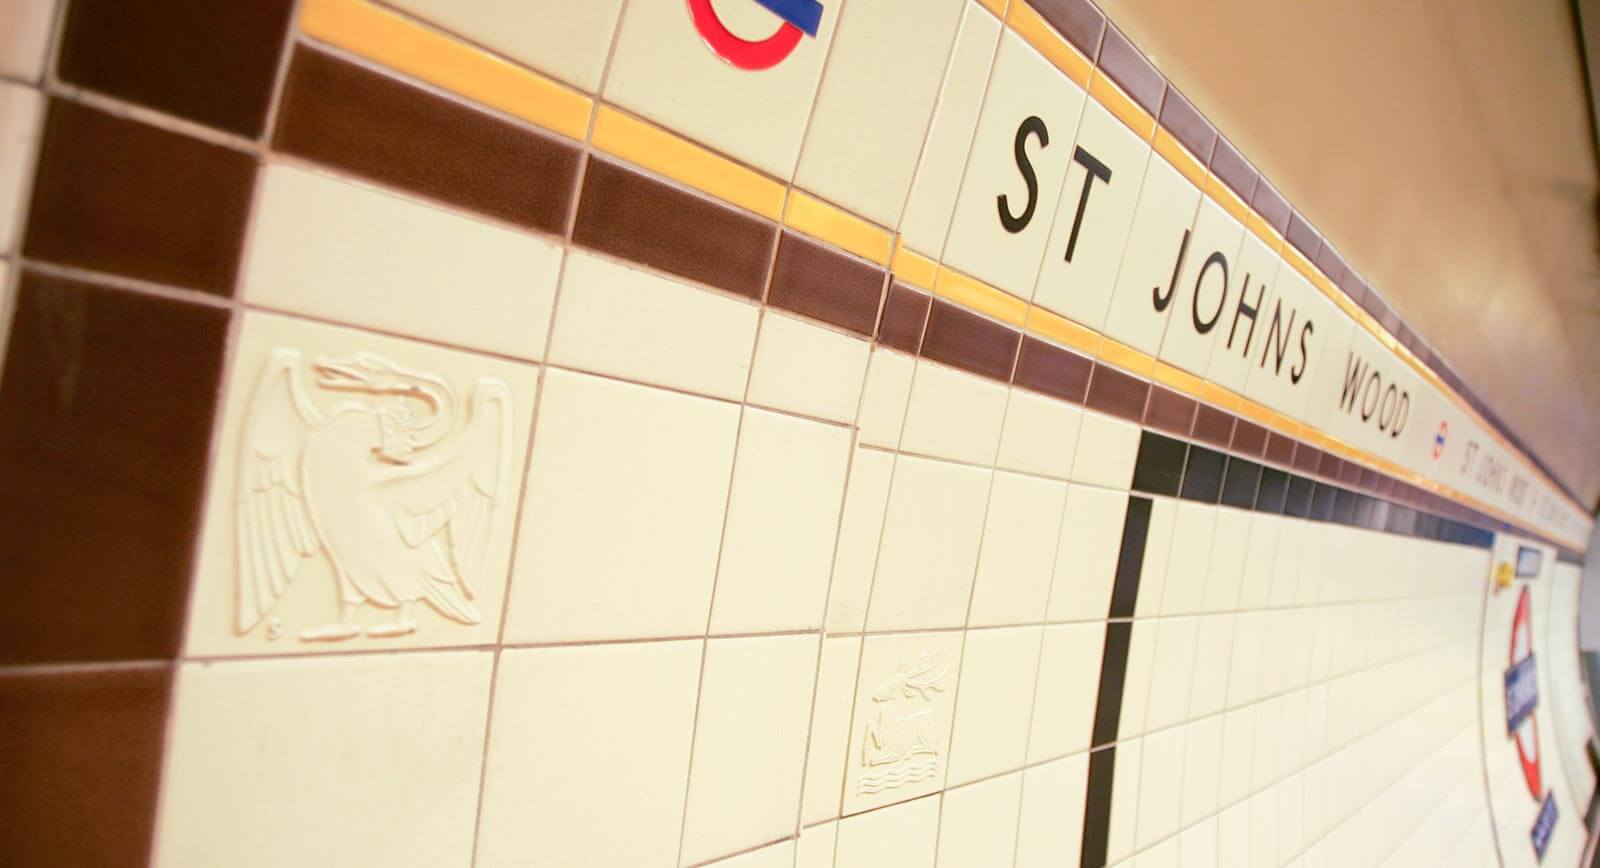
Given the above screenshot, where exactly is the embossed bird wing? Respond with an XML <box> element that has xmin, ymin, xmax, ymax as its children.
<box><xmin>380</xmin><ymin>378</ymin><xmax>513</xmax><ymax>624</ymax></box>
<box><xmin>236</xmin><ymin>349</ymin><xmax>324</xmax><ymax>632</ymax></box>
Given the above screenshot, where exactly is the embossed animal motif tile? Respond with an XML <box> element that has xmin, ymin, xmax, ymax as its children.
<box><xmin>842</xmin><ymin>632</ymin><xmax>963</xmax><ymax>815</ymax></box>
<box><xmin>184</xmin><ymin>312</ymin><xmax>540</xmax><ymax>656</ymax></box>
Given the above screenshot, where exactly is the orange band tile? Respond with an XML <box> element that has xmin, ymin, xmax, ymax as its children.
<box><xmin>1025</xmin><ymin>306</ymin><xmax>1102</xmax><ymax>356</ymax></box>
<box><xmin>891</xmin><ymin>240</ymin><xmax>938</xmax><ymax>290</ymax></box>
<box><xmin>1095</xmin><ymin>337</ymin><xmax>1156</xmax><ymax>378</ymax></box>
<box><xmin>934</xmin><ymin>267</ymin><xmax>1028</xmax><ymax>327</ymax></box>
<box><xmin>1008</xmin><ymin>1</ymin><xmax>1092</xmax><ymax>87</ymax></box>
<box><xmin>785</xmin><ymin>190</ymin><xmax>894</xmax><ymax>266</ymax></box>
<box><xmin>1153</xmin><ymin>128</ymin><xmax>1208</xmax><ymax>189</ymax></box>
<box><xmin>1089</xmin><ymin>73</ymin><xmax>1156</xmax><ymax>142</ymax></box>
<box><xmin>591</xmin><ymin>106</ymin><xmax>786</xmax><ymax>220</ymax></box>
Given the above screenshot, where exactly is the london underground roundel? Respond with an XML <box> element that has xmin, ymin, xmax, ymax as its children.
<box><xmin>687</xmin><ymin>0</ymin><xmax>823</xmax><ymax>70</ymax></box>
<box><xmin>1509</xmin><ymin>585</ymin><xmax>1543</xmax><ymax>799</ymax></box>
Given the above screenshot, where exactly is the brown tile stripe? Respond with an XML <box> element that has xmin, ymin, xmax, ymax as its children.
<box><xmin>1339</xmin><ymin>270</ymin><xmax>1369</xmax><ymax>307</ymax></box>
<box><xmin>921</xmin><ymin>298</ymin><xmax>1021</xmax><ymax>382</ymax></box>
<box><xmin>767</xmin><ymin>232</ymin><xmax>886</xmax><ymax>336</ymax></box>
<box><xmin>57</xmin><ymin>0</ymin><xmax>295</xmax><ymax>138</ymax></box>
<box><xmin>1264</xmin><ymin>431</ymin><xmax>1296</xmax><ymax>466</ymax></box>
<box><xmin>1208</xmin><ymin>137</ymin><xmax>1257</xmax><ymax>202</ymax></box>
<box><xmin>1157</xmin><ymin>87</ymin><xmax>1216</xmax><ymax>164</ymax></box>
<box><xmin>274</xmin><ymin>46</ymin><xmax>579</xmax><ymax>234</ymax></box>
<box><xmin>24</xmin><ymin>98</ymin><xmax>255</xmax><ymax>296</ymax></box>
<box><xmin>0</xmin><ymin>271</ymin><xmax>228</xmax><ymax>665</ymax></box>
<box><xmin>1229</xmin><ymin>419</ymin><xmax>1267</xmax><ymax>457</ymax></box>
<box><xmin>1191</xmin><ymin>403</ymin><xmax>1234</xmax><ymax>449</ymax></box>
<box><xmin>1315</xmin><ymin>243</ymin><xmax>1347</xmax><ymax>289</ymax></box>
<box><xmin>1285</xmin><ymin>211</ymin><xmax>1321</xmax><ymax>261</ymax></box>
<box><xmin>1014</xmin><ymin>336</ymin><xmax>1093</xmax><ymax>404</ymax></box>
<box><xmin>1250</xmin><ymin>181</ymin><xmax>1292</xmax><ymax>236</ymax></box>
<box><xmin>1339</xmin><ymin>460</ymin><xmax>1363</xmax><ymax>487</ymax></box>
<box><xmin>1294</xmin><ymin>444</ymin><xmax>1323</xmax><ymax>474</ymax></box>
<box><xmin>878</xmin><ymin>282</ymin><xmax>931</xmax><ymax>354</ymax></box>
<box><xmin>1030</xmin><ymin>0</ymin><xmax>1106</xmax><ymax>59</ymax></box>
<box><xmin>575</xmin><ymin>158</ymin><xmax>777</xmax><ymax>300</ymax></box>
<box><xmin>1095</xmin><ymin>26</ymin><xmax>1164</xmax><ymax>116</ymax></box>
<box><xmin>1086</xmin><ymin>362</ymin><xmax>1150</xmax><ymax>422</ymax></box>
<box><xmin>1143</xmin><ymin>385</ymin><xmax>1195</xmax><ymax>436</ymax></box>
<box><xmin>1318</xmin><ymin>452</ymin><xmax>1344</xmax><ymax>482</ymax></box>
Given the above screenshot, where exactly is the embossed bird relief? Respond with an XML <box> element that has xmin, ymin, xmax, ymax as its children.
<box><xmin>234</xmin><ymin>348</ymin><xmax>513</xmax><ymax>642</ymax></box>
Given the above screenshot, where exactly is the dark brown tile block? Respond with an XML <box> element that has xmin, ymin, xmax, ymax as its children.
<box><xmin>921</xmin><ymin>299</ymin><xmax>1020</xmax><ymax>382</ymax></box>
<box><xmin>0</xmin><ymin>272</ymin><xmax>228</xmax><ymax>664</ymax></box>
<box><xmin>57</xmin><ymin>0</ymin><xmax>294</xmax><ymax>138</ymax></box>
<box><xmin>25</xmin><ymin>99</ymin><xmax>254</xmax><ymax>296</ymax></box>
<box><xmin>1339</xmin><ymin>270</ymin><xmax>1369</xmax><ymax>307</ymax></box>
<box><xmin>1086</xmin><ymin>363</ymin><xmax>1149</xmax><ymax>422</ymax></box>
<box><xmin>1191</xmin><ymin>403</ymin><xmax>1234</xmax><ymax>449</ymax></box>
<box><xmin>1340</xmin><ymin>459</ymin><xmax>1363</xmax><ymax>486</ymax></box>
<box><xmin>1250</xmin><ymin>182</ymin><xmax>1291</xmax><ymax>235</ymax></box>
<box><xmin>1293</xmin><ymin>444</ymin><xmax>1322</xmax><ymax>473</ymax></box>
<box><xmin>1264</xmin><ymin>431</ymin><xmax>1296</xmax><ymax>466</ymax></box>
<box><xmin>1230</xmin><ymin>419</ymin><xmax>1267</xmax><ymax>457</ymax></box>
<box><xmin>1208</xmin><ymin>137</ymin><xmax>1257</xmax><ymax>203</ymax></box>
<box><xmin>1318</xmin><ymin>451</ymin><xmax>1344</xmax><ymax>481</ymax></box>
<box><xmin>1097</xmin><ymin>27</ymin><xmax>1164</xmax><ymax>116</ymax></box>
<box><xmin>878</xmin><ymin>282</ymin><xmax>930</xmax><ymax>353</ymax></box>
<box><xmin>1158</xmin><ymin>87</ymin><xmax>1216</xmax><ymax>164</ymax></box>
<box><xmin>1314</xmin><ymin>243</ymin><xmax>1346</xmax><ymax>287</ymax></box>
<box><xmin>1013</xmin><ymin>336</ymin><xmax>1092</xmax><ymax>404</ymax></box>
<box><xmin>275</xmin><ymin>46</ymin><xmax>579</xmax><ymax>235</ymax></box>
<box><xmin>0</xmin><ymin>664</ymin><xmax>172</xmax><ymax>868</ymax></box>
<box><xmin>1030</xmin><ymin>0</ymin><xmax>1106</xmax><ymax>59</ymax></box>
<box><xmin>1143</xmin><ymin>385</ymin><xmax>1195</xmax><ymax>436</ymax></box>
<box><xmin>1285</xmin><ymin>211</ymin><xmax>1320</xmax><ymax>261</ymax></box>
<box><xmin>767</xmin><ymin>232</ymin><xmax>885</xmax><ymax>336</ymax></box>
<box><xmin>575</xmin><ymin>158</ymin><xmax>775</xmax><ymax>300</ymax></box>
<box><xmin>1360</xmin><ymin>285</ymin><xmax>1391</xmax><ymax>324</ymax></box>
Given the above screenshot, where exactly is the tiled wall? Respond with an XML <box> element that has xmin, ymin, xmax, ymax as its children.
<box><xmin>0</xmin><ymin>1</ymin><xmax>1595</xmax><ymax>867</ymax></box>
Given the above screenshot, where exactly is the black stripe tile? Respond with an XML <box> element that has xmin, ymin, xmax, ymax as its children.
<box><xmin>1255</xmin><ymin>467</ymin><xmax>1288</xmax><ymax>513</ymax></box>
<box><xmin>1221</xmin><ymin>457</ymin><xmax>1262</xmax><ymax>509</ymax></box>
<box><xmin>1080</xmin><ymin>746</ymin><xmax>1118</xmax><ymax>868</ymax></box>
<box><xmin>1179</xmin><ymin>445</ymin><xmax>1225</xmax><ymax>503</ymax></box>
<box><xmin>1132</xmin><ymin>431</ymin><xmax>1186</xmax><ymax>496</ymax></box>
<box><xmin>1107</xmin><ymin>497</ymin><xmax>1153</xmax><ymax>619</ymax></box>
<box><xmin>1285</xmin><ymin>474</ymin><xmax>1314</xmax><ymax>517</ymax></box>
<box><xmin>1091</xmin><ymin>624</ymin><xmax>1133</xmax><ymax>746</ymax></box>
<box><xmin>1310</xmin><ymin>484</ymin><xmax>1338</xmax><ymax>522</ymax></box>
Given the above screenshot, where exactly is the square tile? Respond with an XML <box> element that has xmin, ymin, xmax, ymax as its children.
<box><xmin>943</xmin><ymin>31</ymin><xmax>1087</xmax><ymax>299</ymax></box>
<box><xmin>506</xmin><ymin>368</ymin><xmax>739</xmax><ymax>642</ymax></box>
<box><xmin>386</xmin><ymin>0</ymin><xmax>626</xmax><ymax>92</ymax></box>
<box><xmin>900</xmin><ymin>359</ymin><xmax>1009</xmax><ymax>465</ymax></box>
<box><xmin>866</xmin><ymin>454</ymin><xmax>991</xmax><ymax>632</ymax></box>
<box><xmin>795</xmin><ymin>0</ymin><xmax>966</xmax><ymax>226</ymax></box>
<box><xmin>748</xmin><ymin>311</ymin><xmax>871</xmax><ymax>422</ymax></box>
<box><xmin>804</xmin><ymin>636</ymin><xmax>865</xmax><ymax>824</ymax></box>
<box><xmin>935</xmin><ymin>772</ymin><xmax>1023</xmax><ymax>868</ymax></box>
<box><xmin>682</xmin><ymin>634</ymin><xmax>818</xmax><ymax>864</ymax></box>
<box><xmin>474</xmin><ymin>641</ymin><xmax>701</xmax><ymax>867</ymax></box>
<box><xmin>244</xmin><ymin>163</ymin><xmax>564</xmax><ymax>360</ymax></box>
<box><xmin>603</xmin><ymin>0</ymin><xmax>842</xmax><ymax>177</ymax></box>
<box><xmin>1015</xmin><ymin>753</ymin><xmax>1089</xmax><ymax>868</ymax></box>
<box><xmin>1156</xmin><ymin>196</ymin><xmax>1245</xmax><ymax>376</ymax></box>
<box><xmin>858</xmin><ymin>348</ymin><xmax>916</xmax><ymax>448</ymax></box>
<box><xmin>712</xmin><ymin>408</ymin><xmax>851</xmax><ymax>633</ymax></box>
<box><xmin>186</xmin><ymin>311</ymin><xmax>539</xmax><ymax>656</ymax></box>
<box><xmin>0</xmin><ymin>0</ymin><xmax>56</xmax><ymax>81</ymax></box>
<box><xmin>996</xmin><ymin>386</ymin><xmax>1084</xmax><ymax>479</ymax></box>
<box><xmin>946</xmin><ymin>625</ymin><xmax>1042</xmax><ymax>785</ymax></box>
<box><xmin>155</xmin><ymin>651</ymin><xmax>492</xmax><ymax>868</ymax></box>
<box><xmin>1069</xmin><ymin>409</ymin><xmax>1139</xmax><ymax>489</ymax></box>
<box><xmin>0</xmin><ymin>82</ymin><xmax>43</xmax><ymax>256</ymax></box>
<box><xmin>826</xmin><ymin>448</ymin><xmax>894</xmax><ymax>633</ymax></box>
<box><xmin>1028</xmin><ymin>621</ymin><xmax>1107</xmax><ymax>761</ymax></box>
<box><xmin>548</xmin><ymin>249</ymin><xmax>759</xmax><ymax>401</ymax></box>
<box><xmin>1100</xmin><ymin>154</ymin><xmax>1202</xmax><ymax>354</ymax></box>
<box><xmin>1046</xmin><ymin>484</ymin><xmax>1129</xmax><ymax>622</ymax></box>
<box><xmin>968</xmin><ymin>471</ymin><xmax>1069</xmax><ymax>626</ymax></box>
<box><xmin>843</xmin><ymin>632</ymin><xmax>964</xmax><ymax>814</ymax></box>
<box><xmin>836</xmin><ymin>793</ymin><xmax>941</xmax><ymax>868</ymax></box>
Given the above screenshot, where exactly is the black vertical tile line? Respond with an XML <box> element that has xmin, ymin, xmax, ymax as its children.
<box><xmin>1090</xmin><ymin>622</ymin><xmax>1134</xmax><ymax>749</ymax></box>
<box><xmin>1179</xmin><ymin>445</ymin><xmax>1225</xmax><ymax>503</ymax></box>
<box><xmin>1310</xmin><ymin>483</ymin><xmax>1337</xmax><ymax>522</ymax></box>
<box><xmin>1107</xmin><ymin>497</ymin><xmax>1154</xmax><ymax>619</ymax></box>
<box><xmin>1220</xmin><ymin>457</ymin><xmax>1262</xmax><ymax>510</ymax></box>
<box><xmin>1131</xmin><ymin>431</ymin><xmax>1186</xmax><ymax>496</ymax></box>
<box><xmin>1255</xmin><ymin>466</ymin><xmax>1288</xmax><ymax>514</ymax></box>
<box><xmin>1284</xmin><ymin>475</ymin><xmax>1314</xmax><ymax>517</ymax></box>
<box><xmin>1081</xmin><ymin>745</ymin><xmax>1119</xmax><ymax>868</ymax></box>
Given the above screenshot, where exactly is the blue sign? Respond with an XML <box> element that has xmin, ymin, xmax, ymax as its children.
<box><xmin>1505</xmin><ymin>653</ymin><xmax>1539</xmax><ymax>734</ymax></box>
<box><xmin>1517</xmin><ymin>545</ymin><xmax>1543</xmax><ymax>578</ymax></box>
<box><xmin>1531</xmin><ymin>792</ymin><xmax>1558</xmax><ymax>861</ymax></box>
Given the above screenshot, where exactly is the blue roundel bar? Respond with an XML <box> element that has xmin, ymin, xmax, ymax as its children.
<box><xmin>752</xmin><ymin>0</ymin><xmax>824</xmax><ymax>37</ymax></box>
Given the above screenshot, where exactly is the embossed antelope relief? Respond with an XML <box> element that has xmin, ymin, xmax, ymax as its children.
<box><xmin>234</xmin><ymin>348</ymin><xmax>513</xmax><ymax>642</ymax></box>
<box><xmin>859</xmin><ymin>652</ymin><xmax>950</xmax><ymax>794</ymax></box>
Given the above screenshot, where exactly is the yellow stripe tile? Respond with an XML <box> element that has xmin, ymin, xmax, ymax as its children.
<box><xmin>1199</xmin><ymin>381</ymin><xmax>1242</xmax><ymax>412</ymax></box>
<box><xmin>1089</xmin><ymin>73</ymin><xmax>1156</xmax><ymax>142</ymax></box>
<box><xmin>591</xmin><ymin>106</ymin><xmax>785</xmax><ymax>220</ymax></box>
<box><xmin>1245</xmin><ymin>211</ymin><xmax>1284</xmax><ymax>253</ymax></box>
<box><xmin>1282</xmin><ymin>244</ymin><xmax>1320</xmax><ymax>287</ymax></box>
<box><xmin>934</xmin><ymin>267</ymin><xmax>1028</xmax><ymax>326</ymax></box>
<box><xmin>785</xmin><ymin>190</ymin><xmax>894</xmax><ymax>265</ymax></box>
<box><xmin>1095</xmin><ymin>337</ymin><xmax>1156</xmax><ymax>378</ymax></box>
<box><xmin>1007</xmin><ymin>2</ymin><xmax>1092</xmax><ymax>87</ymax></box>
<box><xmin>1205</xmin><ymin>174</ymin><xmax>1249</xmax><ymax>224</ymax></box>
<box><xmin>1268</xmin><ymin>412</ymin><xmax>1300</xmax><ymax>438</ymax></box>
<box><xmin>1025</xmin><ymin>306</ymin><xmax>1101</xmax><ymax>355</ymax></box>
<box><xmin>1153</xmin><ymin>128</ymin><xmax>1207</xmax><ymax>188</ymax></box>
<box><xmin>299</xmin><ymin>0</ymin><xmax>592</xmax><ymax>140</ymax></box>
<box><xmin>891</xmin><ymin>240</ymin><xmax>938</xmax><ymax>290</ymax></box>
<box><xmin>1151</xmin><ymin>360</ymin><xmax>1206</xmax><ymax>399</ymax></box>
<box><xmin>978</xmin><ymin>0</ymin><xmax>1009</xmax><ymax>16</ymax></box>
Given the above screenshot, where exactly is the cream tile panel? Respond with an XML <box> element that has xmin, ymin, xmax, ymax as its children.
<box><xmin>386</xmin><ymin>0</ymin><xmax>624</xmax><ymax>92</ymax></box>
<box><xmin>1102</xmin><ymin>154</ymin><xmax>1202</xmax><ymax>354</ymax></box>
<box><xmin>835</xmin><ymin>793</ymin><xmax>941</xmax><ymax>868</ymax></box>
<box><xmin>858</xmin><ymin>348</ymin><xmax>915</xmax><ymax>448</ymax></box>
<box><xmin>604</xmin><ymin>0</ymin><xmax>842</xmax><ymax>177</ymax></box>
<box><xmin>1199</xmin><ymin>508</ymin><xmax>1250</xmax><ymax>612</ymax></box>
<box><xmin>1143</xmin><ymin>616</ymin><xmax>1200</xmax><ymax>732</ymax></box>
<box><xmin>1157</xmin><ymin>502</ymin><xmax>1217</xmax><ymax>615</ymax></box>
<box><xmin>747</xmin><ymin>310</ymin><xmax>870</xmax><ymax>423</ymax></box>
<box><xmin>803</xmin><ymin>636</ymin><xmax>865</xmax><ymax>824</ymax></box>
<box><xmin>712</xmin><ymin>408</ymin><xmax>850</xmax><ymax>633</ymax></box>
<box><xmin>1069</xmin><ymin>409</ymin><xmax>1139</xmax><ymax>489</ymax></box>
<box><xmin>1180</xmin><ymin>816</ymin><xmax>1218</xmax><ymax>868</ymax></box>
<box><xmin>1133</xmin><ymin>727</ymin><xmax>1185</xmax><ymax>847</ymax></box>
<box><xmin>943</xmin><ymin>31</ymin><xmax>1087</xmax><ymax>299</ymax></box>
<box><xmin>795</xmin><ymin>0</ymin><xmax>965</xmax><ymax>227</ymax></box>
<box><xmin>1187</xmin><ymin>615</ymin><xmax>1234</xmax><ymax>719</ymax></box>
<box><xmin>1028</xmin><ymin>622</ymin><xmax>1105</xmax><ymax>761</ymax></box>
<box><xmin>1180</xmin><ymin>713</ymin><xmax>1224</xmax><ymax>826</ymax></box>
<box><xmin>1156</xmin><ymin>195</ymin><xmax>1246</xmax><ymax>376</ymax></box>
<box><xmin>244</xmin><ymin>164</ymin><xmax>563</xmax><ymax>360</ymax></box>
<box><xmin>0</xmin><ymin>0</ymin><xmax>54</xmax><ymax>81</ymax></box>
<box><xmin>947</xmin><ymin>625</ymin><xmax>1042</xmax><ymax>785</ymax></box>
<box><xmin>475</xmin><ymin>641</ymin><xmax>701</xmax><ymax>867</ymax></box>
<box><xmin>1015</xmin><ymin>753</ymin><xmax>1089</xmax><ymax>868</ymax></box>
<box><xmin>899</xmin><ymin>2</ymin><xmax>1003</xmax><ymax>256</ymax></box>
<box><xmin>682</xmin><ymin>634</ymin><xmax>819</xmax><ymax>864</ymax></box>
<box><xmin>1132</xmin><ymin>497</ymin><xmax>1177</xmax><ymax>618</ymax></box>
<box><xmin>968</xmin><ymin>471</ymin><xmax>1068</xmax><ymax>627</ymax></box>
<box><xmin>1107</xmin><ymin>737</ymin><xmax>1143</xmax><ymax>862</ymax></box>
<box><xmin>1047</xmin><ymin>483</ymin><xmax>1128</xmax><ymax>622</ymax></box>
<box><xmin>505</xmin><ymin>369</ymin><xmax>739</xmax><ymax>642</ymax></box>
<box><xmin>900</xmin><ymin>358</ymin><xmax>1008</xmax><ymax>465</ymax></box>
<box><xmin>1116</xmin><ymin>620</ymin><xmax>1157</xmax><ymax>736</ymax></box>
<box><xmin>706</xmin><ymin>841</ymin><xmax>798</xmax><ymax>867</ymax></box>
<box><xmin>797</xmin><ymin>822</ymin><xmax>838</xmax><ymax>868</ymax></box>
<box><xmin>826</xmin><ymin>447</ymin><xmax>894</xmax><ymax>633</ymax></box>
<box><xmin>549</xmin><ymin>250</ymin><xmax>758</xmax><ymax>401</ymax></box>
<box><xmin>935</xmin><ymin>772</ymin><xmax>1023</xmax><ymax>868</ymax></box>
<box><xmin>1240</xmin><ymin>256</ymin><xmax>1325</xmax><ymax>419</ymax></box>
<box><xmin>842</xmin><ymin>632</ymin><xmax>964</xmax><ymax>814</ymax></box>
<box><xmin>185</xmin><ymin>312</ymin><xmax>539</xmax><ymax>657</ymax></box>
<box><xmin>154</xmin><ymin>651</ymin><xmax>492</xmax><ymax>868</ymax></box>
<box><xmin>995</xmin><ymin>385</ymin><xmax>1084</xmax><ymax>479</ymax></box>
<box><xmin>0</xmin><ymin>81</ymin><xmax>43</xmax><ymax>256</ymax></box>
<box><xmin>866</xmin><ymin>454</ymin><xmax>990</xmax><ymax>632</ymax></box>
<box><xmin>1203</xmin><ymin>227</ymin><xmax>1282</xmax><ymax>393</ymax></box>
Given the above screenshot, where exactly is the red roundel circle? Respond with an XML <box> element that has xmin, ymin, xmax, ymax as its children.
<box><xmin>687</xmin><ymin>0</ymin><xmax>805</xmax><ymax>70</ymax></box>
<box><xmin>1509</xmin><ymin>585</ymin><xmax>1542</xmax><ymax>800</ymax></box>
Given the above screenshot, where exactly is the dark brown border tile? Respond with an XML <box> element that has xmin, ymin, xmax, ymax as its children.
<box><xmin>920</xmin><ymin>299</ymin><xmax>1020</xmax><ymax>382</ymax></box>
<box><xmin>1339</xmin><ymin>270</ymin><xmax>1368</xmax><ymax>307</ymax></box>
<box><xmin>1250</xmin><ymin>181</ymin><xmax>1291</xmax><ymax>235</ymax></box>
<box><xmin>1360</xmin><ymin>285</ymin><xmax>1391</xmax><ymax>324</ymax></box>
<box><xmin>1144</xmin><ymin>385</ymin><xmax>1196</xmax><ymax>436</ymax></box>
<box><xmin>1158</xmin><ymin>87</ymin><xmax>1217</xmax><ymax>165</ymax></box>
<box><xmin>1314</xmin><ymin>243</ymin><xmax>1346</xmax><ymax>288</ymax></box>
<box><xmin>1318</xmin><ymin>451</ymin><xmax>1344</xmax><ymax>481</ymax></box>
<box><xmin>1293</xmin><ymin>444</ymin><xmax>1322</xmax><ymax>474</ymax></box>
<box><xmin>1208</xmin><ymin>137</ymin><xmax>1258</xmax><ymax>203</ymax></box>
<box><xmin>1191</xmin><ymin>403</ymin><xmax>1235</xmax><ymax>449</ymax></box>
<box><xmin>1086</xmin><ymin>363</ymin><xmax>1150</xmax><ymax>422</ymax></box>
<box><xmin>1264</xmin><ymin>431</ymin><xmax>1296</xmax><ymax>466</ymax></box>
<box><xmin>1030</xmin><ymin>0</ymin><xmax>1106</xmax><ymax>59</ymax></box>
<box><xmin>767</xmin><ymin>232</ymin><xmax>885</xmax><ymax>336</ymax></box>
<box><xmin>575</xmin><ymin>158</ymin><xmax>776</xmax><ymax>300</ymax></box>
<box><xmin>878</xmin><ymin>282</ymin><xmax>930</xmax><ymax>354</ymax></box>
<box><xmin>1014</xmin><ymin>336</ymin><xmax>1093</xmax><ymax>404</ymax></box>
<box><xmin>1285</xmin><ymin>211</ymin><xmax>1320</xmax><ymax>261</ymax></box>
<box><xmin>1096</xmin><ymin>27</ymin><xmax>1164</xmax><ymax>116</ymax></box>
<box><xmin>274</xmin><ymin>46</ymin><xmax>579</xmax><ymax>234</ymax></box>
<box><xmin>1339</xmin><ymin>459</ymin><xmax>1363</xmax><ymax>487</ymax></box>
<box><xmin>1230</xmin><ymin>419</ymin><xmax>1267</xmax><ymax>458</ymax></box>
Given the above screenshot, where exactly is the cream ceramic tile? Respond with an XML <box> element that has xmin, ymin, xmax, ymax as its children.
<box><xmin>475</xmin><ymin>641</ymin><xmax>701</xmax><ymax>867</ymax></box>
<box><xmin>1144</xmin><ymin>616</ymin><xmax>1200</xmax><ymax>732</ymax></box>
<box><xmin>943</xmin><ymin>32</ymin><xmax>1087</xmax><ymax>298</ymax></box>
<box><xmin>1202</xmin><ymin>228</ymin><xmax>1281</xmax><ymax>393</ymax></box>
<box><xmin>707</xmin><ymin>841</ymin><xmax>799</xmax><ymax>868</ymax></box>
<box><xmin>865</xmin><ymin>454</ymin><xmax>990</xmax><ymax>632</ymax></box>
<box><xmin>1216</xmin><ymin>800</ymin><xmax>1250</xmax><ymax>867</ymax></box>
<box><xmin>1156</xmin><ymin>195</ymin><xmax>1246</xmax><ymax>376</ymax></box>
<box><xmin>935</xmin><ymin>772</ymin><xmax>1023</xmax><ymax>868</ymax></box>
<box><xmin>1047</xmin><ymin>484</ymin><xmax>1128</xmax><ymax>621</ymax></box>
<box><xmin>154</xmin><ymin>651</ymin><xmax>492</xmax><ymax>868</ymax></box>
<box><xmin>1032</xmin><ymin>98</ymin><xmax>1154</xmax><ymax>330</ymax></box>
<box><xmin>1199</xmin><ymin>508</ymin><xmax>1250</xmax><ymax>612</ymax></box>
<box><xmin>1234</xmin><ymin>514</ymin><xmax>1281</xmax><ymax>611</ymax></box>
<box><xmin>968</xmin><ymin>471</ymin><xmax>1069</xmax><ymax>627</ymax></box>
<box><xmin>1158</xmin><ymin>503</ymin><xmax>1218</xmax><ymax>615</ymax></box>
<box><xmin>1101</xmin><ymin>155</ymin><xmax>1203</xmax><ymax>354</ymax></box>
<box><xmin>1239</xmin><ymin>262</ymin><xmax>1325</xmax><ymax>420</ymax></box>
<box><xmin>1015</xmin><ymin>753</ymin><xmax>1089</xmax><ymax>868</ymax></box>
<box><xmin>1069</xmin><ymin>410</ymin><xmax>1140</xmax><ymax>489</ymax></box>
<box><xmin>549</xmin><ymin>249</ymin><xmax>758</xmax><ymax>400</ymax></box>
<box><xmin>900</xmin><ymin>359</ymin><xmax>1008</xmax><ymax>465</ymax></box>
<box><xmin>1117</xmin><ymin>620</ymin><xmax>1158</xmax><ymax>737</ymax></box>
<box><xmin>804</xmin><ymin>637</ymin><xmax>865</xmax><ymax>824</ymax></box>
<box><xmin>1187</xmin><ymin>614</ymin><xmax>1234</xmax><ymax>719</ymax></box>
<box><xmin>1224</xmin><ymin>613</ymin><xmax>1265</xmax><ymax>709</ymax></box>
<box><xmin>995</xmin><ymin>386</ymin><xmax>1084</xmax><ymax>479</ymax></box>
<box><xmin>244</xmin><ymin>164</ymin><xmax>563</xmax><ymax>360</ymax></box>
<box><xmin>836</xmin><ymin>794</ymin><xmax>941</xmax><ymax>868</ymax></box>
<box><xmin>795</xmin><ymin>0</ymin><xmax>965</xmax><ymax>226</ymax></box>
<box><xmin>0</xmin><ymin>81</ymin><xmax>43</xmax><ymax>256</ymax></box>
<box><xmin>797</xmin><ymin>821</ymin><xmax>838</xmax><ymax>868</ymax></box>
<box><xmin>858</xmin><ymin>348</ymin><xmax>916</xmax><ymax>448</ymax></box>
<box><xmin>185</xmin><ymin>312</ymin><xmax>539</xmax><ymax>656</ymax></box>
<box><xmin>603</xmin><ymin>0</ymin><xmax>842</xmax><ymax>177</ymax></box>
<box><xmin>826</xmin><ymin>448</ymin><xmax>894</xmax><ymax>633</ymax></box>
<box><xmin>505</xmin><ymin>368</ymin><xmax>739</xmax><ymax>642</ymax></box>
<box><xmin>386</xmin><ymin>0</ymin><xmax>624</xmax><ymax>92</ymax></box>
<box><xmin>946</xmin><ymin>625</ymin><xmax>1043</xmax><ymax>785</ymax></box>
<box><xmin>1107</xmin><ymin>738</ymin><xmax>1144</xmax><ymax>862</ymax></box>
<box><xmin>712</xmin><ymin>408</ymin><xmax>851</xmax><ymax>633</ymax></box>
<box><xmin>0</xmin><ymin>0</ymin><xmax>54</xmax><ymax>81</ymax></box>
<box><xmin>842</xmin><ymin>632</ymin><xmax>964</xmax><ymax>814</ymax></box>
<box><xmin>748</xmin><ymin>311</ymin><xmax>870</xmax><ymax>423</ymax></box>
<box><xmin>682</xmin><ymin>634</ymin><xmax>819</xmax><ymax>864</ymax></box>
<box><xmin>1180</xmin><ymin>713</ymin><xmax>1225</xmax><ymax>827</ymax></box>
<box><xmin>1133</xmin><ymin>497</ymin><xmax>1177</xmax><ymax>618</ymax></box>
<box><xmin>899</xmin><ymin>2</ymin><xmax>1003</xmax><ymax>254</ymax></box>
<box><xmin>1028</xmin><ymin>621</ymin><xmax>1106</xmax><ymax>761</ymax></box>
